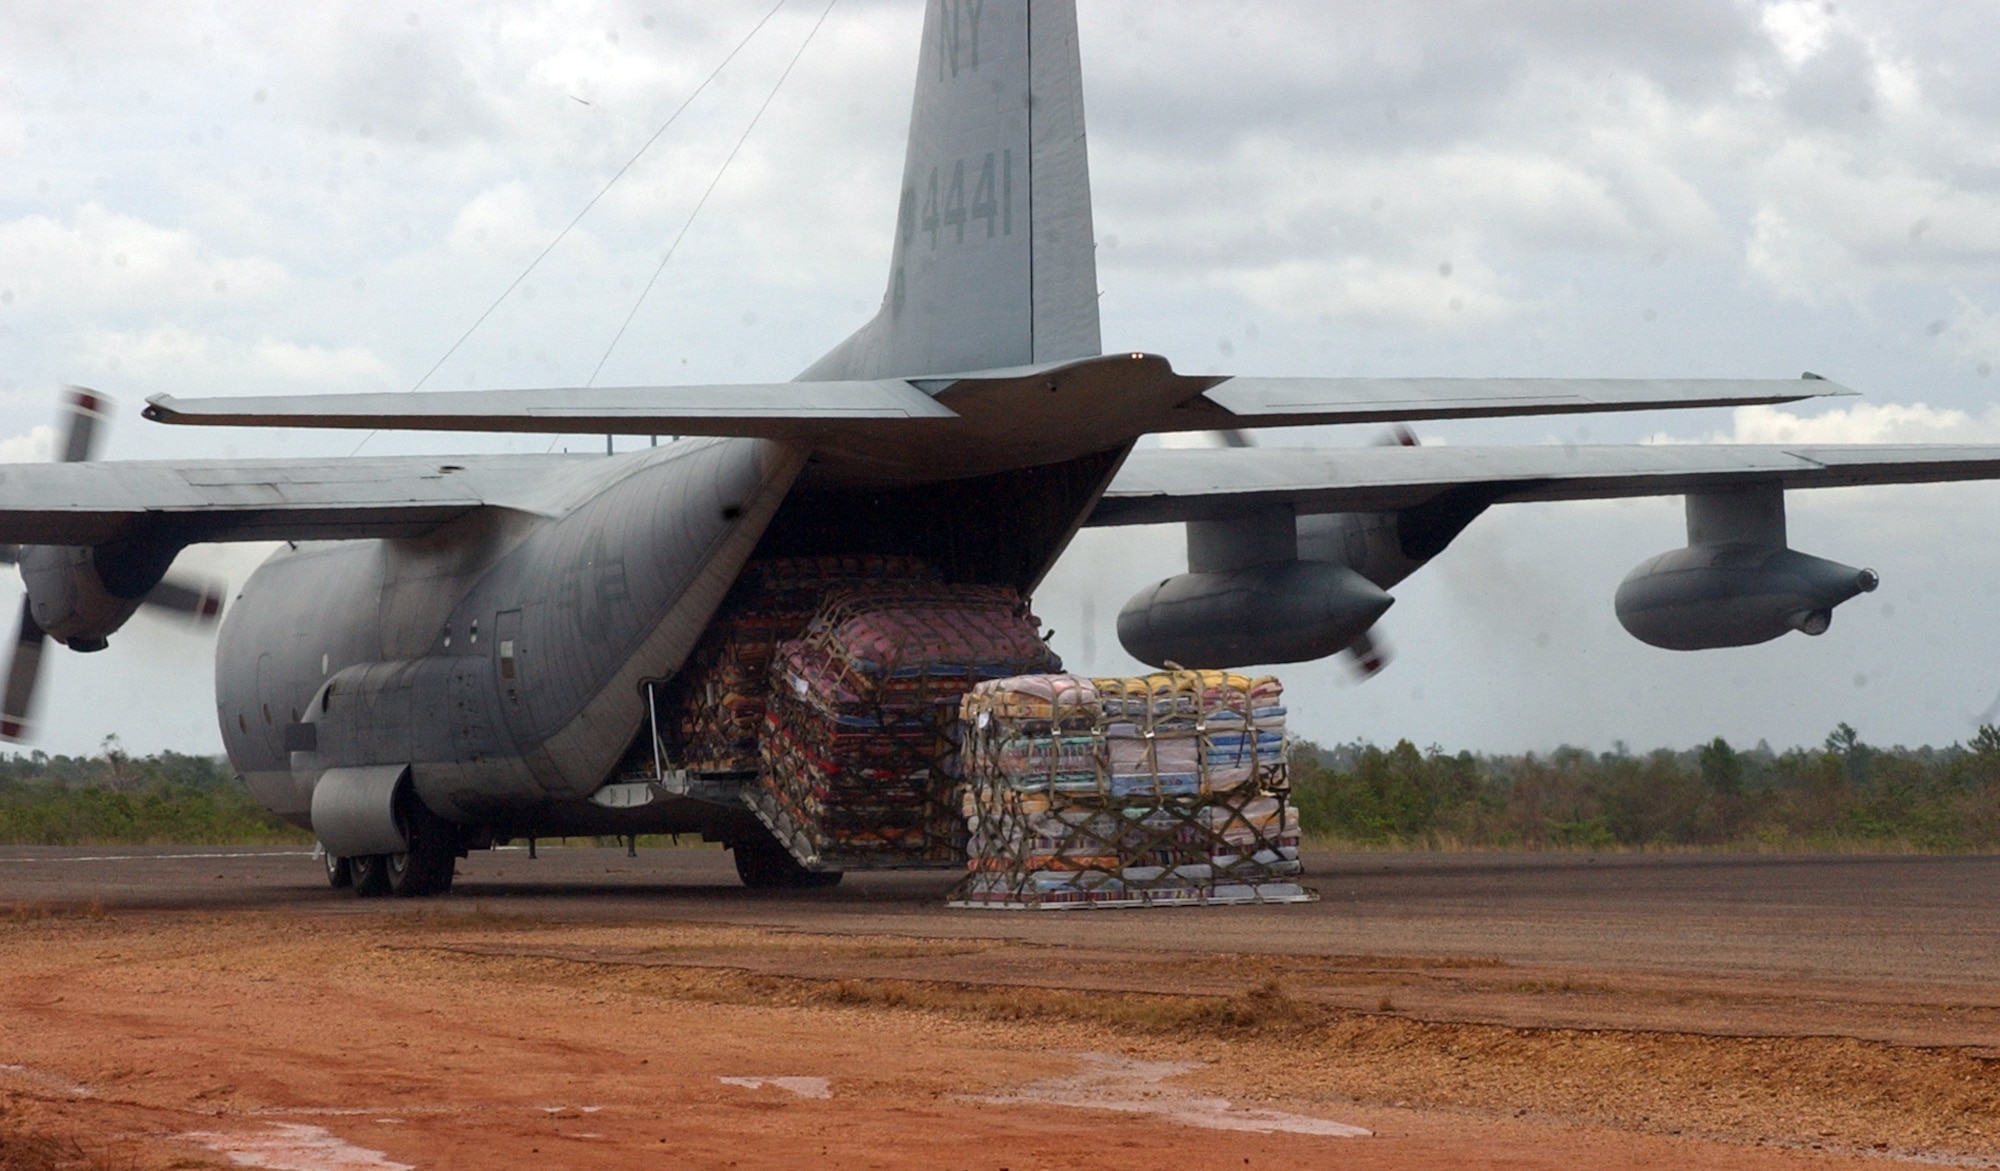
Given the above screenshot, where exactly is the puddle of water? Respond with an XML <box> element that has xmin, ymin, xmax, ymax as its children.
<box><xmin>183</xmin><ymin>1123</ymin><xmax>413</xmax><ymax>1171</ymax></box>
<box><xmin>971</xmin><ymin>1052</ymin><xmax>1370</xmax><ymax>1138</ymax></box>
<box><xmin>717</xmin><ymin>1075</ymin><xmax>833</xmax><ymax>1100</ymax></box>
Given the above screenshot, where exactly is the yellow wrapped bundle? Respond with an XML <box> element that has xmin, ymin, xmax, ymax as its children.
<box><xmin>950</xmin><ymin>671</ymin><xmax>1310</xmax><ymax>910</ymax></box>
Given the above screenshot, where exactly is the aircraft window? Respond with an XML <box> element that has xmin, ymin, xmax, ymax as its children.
<box><xmin>261</xmin><ymin>703</ymin><xmax>271</xmax><ymax>725</ymax></box>
<box><xmin>469</xmin><ymin>619</ymin><xmax>479</xmax><ymax>644</ymax></box>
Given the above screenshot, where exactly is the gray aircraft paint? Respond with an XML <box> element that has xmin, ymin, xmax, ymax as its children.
<box><xmin>1614</xmin><ymin>484</ymin><xmax>1879</xmax><ymax>651</ymax></box>
<box><xmin>799</xmin><ymin>0</ymin><xmax>1100</xmax><ymax>381</ymax></box>
<box><xmin>224</xmin><ymin>438</ymin><xmax>803</xmax><ymax>829</ymax></box>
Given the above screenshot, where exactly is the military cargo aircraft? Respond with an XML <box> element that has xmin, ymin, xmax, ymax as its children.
<box><xmin>7</xmin><ymin>0</ymin><xmax>2000</xmax><ymax>895</ymax></box>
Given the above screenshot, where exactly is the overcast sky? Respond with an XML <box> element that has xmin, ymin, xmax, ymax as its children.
<box><xmin>4</xmin><ymin>0</ymin><xmax>2000</xmax><ymax>758</ymax></box>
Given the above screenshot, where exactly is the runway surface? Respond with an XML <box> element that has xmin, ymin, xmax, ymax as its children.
<box><xmin>2</xmin><ymin>847</ymin><xmax>1996</xmax><ymax>1169</ymax></box>
<box><xmin>5</xmin><ymin>844</ymin><xmax>1994</xmax><ymax>982</ymax></box>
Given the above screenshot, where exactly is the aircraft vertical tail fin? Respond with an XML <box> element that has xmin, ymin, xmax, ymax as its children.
<box><xmin>800</xmin><ymin>0</ymin><xmax>1100</xmax><ymax>380</ymax></box>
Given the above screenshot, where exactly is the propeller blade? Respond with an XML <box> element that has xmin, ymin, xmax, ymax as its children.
<box><xmin>1345</xmin><ymin>628</ymin><xmax>1390</xmax><ymax>680</ymax></box>
<box><xmin>1</xmin><ymin>599</ymin><xmax>47</xmax><ymax>741</ymax></box>
<box><xmin>142</xmin><ymin>576</ymin><xmax>226</xmax><ymax>625</ymax></box>
<box><xmin>60</xmin><ymin>387</ymin><xmax>109</xmax><ymax>464</ymax></box>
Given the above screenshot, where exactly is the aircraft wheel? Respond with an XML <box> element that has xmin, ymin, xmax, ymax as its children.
<box><xmin>732</xmin><ymin>834</ymin><xmax>842</xmax><ymax>890</ymax></box>
<box><xmin>384</xmin><ymin>851</ymin><xmax>426</xmax><ymax>897</ymax></box>
<box><xmin>387</xmin><ymin>800</ymin><xmax>458</xmax><ymax>897</ymax></box>
<box><xmin>350</xmin><ymin>854</ymin><xmax>390</xmax><ymax>898</ymax></box>
<box><xmin>323</xmin><ymin>849</ymin><xmax>352</xmax><ymax>889</ymax></box>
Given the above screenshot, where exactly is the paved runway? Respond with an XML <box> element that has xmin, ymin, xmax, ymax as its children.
<box><xmin>4</xmin><ymin>844</ymin><xmax>1994</xmax><ymax>986</ymax></box>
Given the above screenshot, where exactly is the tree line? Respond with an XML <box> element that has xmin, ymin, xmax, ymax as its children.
<box><xmin>1288</xmin><ymin>723</ymin><xmax>2000</xmax><ymax>850</ymax></box>
<box><xmin>8</xmin><ymin>724</ymin><xmax>2000</xmax><ymax>850</ymax></box>
<box><xmin>0</xmin><ymin>739</ymin><xmax>309</xmax><ymax>845</ymax></box>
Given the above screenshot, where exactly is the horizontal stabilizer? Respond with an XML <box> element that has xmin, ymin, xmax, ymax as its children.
<box><xmin>1173</xmin><ymin>375</ymin><xmax>1851</xmax><ymax>430</ymax></box>
<box><xmin>142</xmin><ymin>358</ymin><xmax>1849</xmax><ymax>488</ymax></box>
<box><xmin>144</xmin><ymin>380</ymin><xmax>956</xmax><ymax>437</ymax></box>
<box><xmin>1093</xmin><ymin>442</ymin><xmax>2000</xmax><ymax>525</ymax></box>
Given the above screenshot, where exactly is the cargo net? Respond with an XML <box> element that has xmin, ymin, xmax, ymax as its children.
<box><xmin>948</xmin><ymin>671</ymin><xmax>1313</xmax><ymax>909</ymax></box>
<box><xmin>746</xmin><ymin>585</ymin><xmax>1060</xmax><ymax>870</ymax></box>
<box><xmin>668</xmin><ymin>556</ymin><xmax>939</xmax><ymax>774</ymax></box>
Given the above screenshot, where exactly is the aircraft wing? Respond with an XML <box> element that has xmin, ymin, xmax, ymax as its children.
<box><xmin>140</xmin><ymin>356</ymin><xmax>1845</xmax><ymax>440</ymax></box>
<box><xmin>0</xmin><ymin>454</ymin><xmax>583</xmax><ymax>545</ymax></box>
<box><xmin>1091</xmin><ymin>443</ymin><xmax>2000</xmax><ymax>525</ymax></box>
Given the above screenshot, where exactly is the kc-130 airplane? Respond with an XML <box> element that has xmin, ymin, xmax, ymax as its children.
<box><xmin>7</xmin><ymin>0</ymin><xmax>2000</xmax><ymax>894</ymax></box>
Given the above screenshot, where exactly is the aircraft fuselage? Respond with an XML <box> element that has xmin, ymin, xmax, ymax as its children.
<box><xmin>221</xmin><ymin>433</ymin><xmax>1122</xmax><ymax>843</ymax></box>
<box><xmin>223</xmin><ymin>437</ymin><xmax>803</xmax><ymax>836</ymax></box>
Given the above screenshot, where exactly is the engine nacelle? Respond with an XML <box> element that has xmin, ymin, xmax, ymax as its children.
<box><xmin>1615</xmin><ymin>484</ymin><xmax>1877</xmax><ymax>651</ymax></box>
<box><xmin>1117</xmin><ymin>560</ymin><xmax>1393</xmax><ymax>668</ymax></box>
<box><xmin>1615</xmin><ymin>545</ymin><xmax>1878</xmax><ymax>650</ymax></box>
<box><xmin>18</xmin><ymin>546</ymin><xmax>141</xmax><ymax>651</ymax></box>
<box><xmin>16</xmin><ymin>536</ymin><xmax>183</xmax><ymax>651</ymax></box>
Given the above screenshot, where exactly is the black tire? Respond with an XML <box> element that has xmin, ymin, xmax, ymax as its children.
<box><xmin>350</xmin><ymin>854</ymin><xmax>390</xmax><ymax>898</ymax></box>
<box><xmin>387</xmin><ymin>799</ymin><xmax>458</xmax><ymax>898</ymax></box>
<box><xmin>323</xmin><ymin>849</ymin><xmax>352</xmax><ymax>889</ymax></box>
<box><xmin>384</xmin><ymin>851</ymin><xmax>428</xmax><ymax>897</ymax></box>
<box><xmin>731</xmin><ymin>834</ymin><xmax>842</xmax><ymax>890</ymax></box>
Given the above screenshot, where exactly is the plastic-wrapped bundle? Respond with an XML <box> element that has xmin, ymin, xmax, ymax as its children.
<box><xmin>667</xmin><ymin>556</ymin><xmax>938</xmax><ymax>773</ymax></box>
<box><xmin>951</xmin><ymin>670</ymin><xmax>1311</xmax><ymax>909</ymax></box>
<box><xmin>747</xmin><ymin>585</ymin><xmax>1059</xmax><ymax>869</ymax></box>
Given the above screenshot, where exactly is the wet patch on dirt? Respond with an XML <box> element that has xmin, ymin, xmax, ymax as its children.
<box><xmin>181</xmin><ymin>1123</ymin><xmax>413</xmax><ymax>1171</ymax></box>
<box><xmin>971</xmin><ymin>1052</ymin><xmax>1371</xmax><ymax>1136</ymax></box>
<box><xmin>717</xmin><ymin>1076</ymin><xmax>833</xmax><ymax>1099</ymax></box>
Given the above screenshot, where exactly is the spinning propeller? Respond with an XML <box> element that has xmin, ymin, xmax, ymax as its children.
<box><xmin>1209</xmin><ymin>425</ymin><xmax>1407</xmax><ymax>680</ymax></box>
<box><xmin>0</xmin><ymin>388</ymin><xmax>226</xmax><ymax>740</ymax></box>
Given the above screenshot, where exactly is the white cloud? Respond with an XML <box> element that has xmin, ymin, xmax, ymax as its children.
<box><xmin>1747</xmin><ymin>140</ymin><xmax>2000</xmax><ymax>301</ymax></box>
<box><xmin>0</xmin><ymin>425</ymin><xmax>55</xmax><ymax>463</ymax></box>
<box><xmin>1226</xmin><ymin>255</ymin><xmax>1514</xmax><ymax>328</ymax></box>
<box><xmin>0</xmin><ymin>204</ymin><xmax>289</xmax><ymax>312</ymax></box>
<box><xmin>1939</xmin><ymin>297</ymin><xmax>2000</xmax><ymax>375</ymax></box>
<box><xmin>445</xmin><ymin>182</ymin><xmax>554</xmax><ymax>257</ymax></box>
<box><xmin>1735</xmin><ymin>400</ymin><xmax>2000</xmax><ymax>442</ymax></box>
<box><xmin>1650</xmin><ymin>400</ymin><xmax>2000</xmax><ymax>445</ymax></box>
<box><xmin>245</xmin><ymin>338</ymin><xmax>394</xmax><ymax>384</ymax></box>
<box><xmin>1761</xmin><ymin>0</ymin><xmax>1838</xmax><ymax>70</ymax></box>
<box><xmin>78</xmin><ymin>326</ymin><xmax>393</xmax><ymax>391</ymax></box>
<box><xmin>1121</xmin><ymin>138</ymin><xmax>1718</xmax><ymax>327</ymax></box>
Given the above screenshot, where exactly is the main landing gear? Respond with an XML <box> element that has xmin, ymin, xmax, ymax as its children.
<box><xmin>321</xmin><ymin>800</ymin><xmax>460</xmax><ymax>898</ymax></box>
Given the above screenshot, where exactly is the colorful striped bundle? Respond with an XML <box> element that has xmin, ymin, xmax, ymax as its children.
<box><xmin>667</xmin><ymin>556</ymin><xmax>937</xmax><ymax>774</ymax></box>
<box><xmin>746</xmin><ymin>585</ymin><xmax>1059</xmax><ymax>869</ymax></box>
<box><xmin>952</xmin><ymin>670</ymin><xmax>1310</xmax><ymax>909</ymax></box>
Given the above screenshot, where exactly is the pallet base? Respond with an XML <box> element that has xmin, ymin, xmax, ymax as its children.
<box><xmin>947</xmin><ymin>880</ymin><xmax>1317</xmax><ymax>910</ymax></box>
<box><xmin>741</xmin><ymin>783</ymin><xmax>961</xmax><ymax>872</ymax></box>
